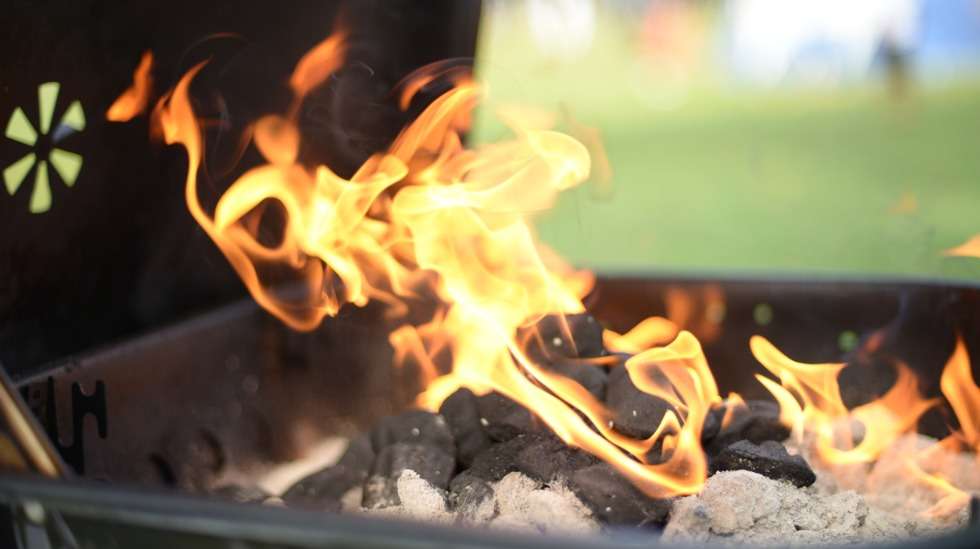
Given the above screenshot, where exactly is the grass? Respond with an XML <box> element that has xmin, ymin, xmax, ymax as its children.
<box><xmin>472</xmin><ymin>7</ymin><xmax>980</xmax><ymax>282</ymax></box>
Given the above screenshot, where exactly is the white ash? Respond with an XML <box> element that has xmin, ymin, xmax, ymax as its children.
<box><xmin>357</xmin><ymin>470</ymin><xmax>598</xmax><ymax>535</ymax></box>
<box><xmin>663</xmin><ymin>470</ymin><xmax>912</xmax><ymax>546</ymax></box>
<box><xmin>813</xmin><ymin>433</ymin><xmax>975</xmax><ymax>531</ymax></box>
<box><xmin>666</xmin><ymin>434</ymin><xmax>975</xmax><ymax>545</ymax></box>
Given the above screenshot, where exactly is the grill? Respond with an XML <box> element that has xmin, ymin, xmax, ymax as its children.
<box><xmin>1</xmin><ymin>1</ymin><xmax>979</xmax><ymax>547</ymax></box>
<box><xmin>2</xmin><ymin>276</ymin><xmax>980</xmax><ymax>547</ymax></box>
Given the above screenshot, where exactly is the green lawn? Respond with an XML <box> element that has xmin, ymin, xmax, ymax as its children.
<box><xmin>473</xmin><ymin>7</ymin><xmax>980</xmax><ymax>282</ymax></box>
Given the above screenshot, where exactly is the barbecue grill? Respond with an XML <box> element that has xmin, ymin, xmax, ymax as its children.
<box><xmin>2</xmin><ymin>2</ymin><xmax>979</xmax><ymax>548</ymax></box>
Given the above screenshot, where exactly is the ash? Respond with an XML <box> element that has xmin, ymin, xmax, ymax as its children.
<box><xmin>665</xmin><ymin>434</ymin><xmax>973</xmax><ymax>545</ymax></box>
<box><xmin>664</xmin><ymin>470</ymin><xmax>908</xmax><ymax>545</ymax></box>
<box><xmin>355</xmin><ymin>470</ymin><xmax>599</xmax><ymax>535</ymax></box>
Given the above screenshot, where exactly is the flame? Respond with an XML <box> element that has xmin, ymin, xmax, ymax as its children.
<box><xmin>945</xmin><ymin>235</ymin><xmax>980</xmax><ymax>258</ymax></box>
<box><xmin>897</xmin><ymin>339</ymin><xmax>980</xmax><ymax>518</ymax></box>
<box><xmin>752</xmin><ymin>336</ymin><xmax>936</xmax><ymax>465</ymax></box>
<box><xmin>146</xmin><ymin>31</ymin><xmax>740</xmax><ymax>498</ymax></box>
<box><xmin>940</xmin><ymin>337</ymin><xmax>980</xmax><ymax>451</ymax></box>
<box><xmin>106</xmin><ymin>51</ymin><xmax>154</xmax><ymax>122</ymax></box>
<box><xmin>603</xmin><ymin>316</ymin><xmax>679</xmax><ymax>354</ymax></box>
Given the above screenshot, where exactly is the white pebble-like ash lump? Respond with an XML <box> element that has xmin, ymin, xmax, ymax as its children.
<box><xmin>358</xmin><ymin>470</ymin><xmax>599</xmax><ymax>534</ymax></box>
<box><xmin>663</xmin><ymin>470</ymin><xmax>912</xmax><ymax>546</ymax></box>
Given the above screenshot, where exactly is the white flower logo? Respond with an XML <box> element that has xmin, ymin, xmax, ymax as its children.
<box><xmin>4</xmin><ymin>82</ymin><xmax>85</xmax><ymax>213</ymax></box>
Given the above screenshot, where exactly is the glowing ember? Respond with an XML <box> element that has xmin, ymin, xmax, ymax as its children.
<box><xmin>106</xmin><ymin>51</ymin><xmax>154</xmax><ymax>122</ymax></box>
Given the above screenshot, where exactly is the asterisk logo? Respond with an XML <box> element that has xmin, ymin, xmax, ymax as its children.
<box><xmin>4</xmin><ymin>82</ymin><xmax>85</xmax><ymax>213</ymax></box>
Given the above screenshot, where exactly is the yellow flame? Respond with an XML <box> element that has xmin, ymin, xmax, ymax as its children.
<box><xmin>106</xmin><ymin>51</ymin><xmax>154</xmax><ymax>122</ymax></box>
<box><xmin>752</xmin><ymin>335</ymin><xmax>936</xmax><ymax>465</ymax></box>
<box><xmin>945</xmin><ymin>235</ymin><xmax>980</xmax><ymax>258</ymax></box>
<box><xmin>146</xmin><ymin>31</ymin><xmax>745</xmax><ymax>498</ymax></box>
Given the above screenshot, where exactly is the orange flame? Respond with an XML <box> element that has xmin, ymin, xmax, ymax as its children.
<box><xmin>148</xmin><ymin>31</ymin><xmax>739</xmax><ymax>498</ymax></box>
<box><xmin>899</xmin><ymin>338</ymin><xmax>980</xmax><ymax>517</ymax></box>
<box><xmin>751</xmin><ymin>336</ymin><xmax>936</xmax><ymax>465</ymax></box>
<box><xmin>945</xmin><ymin>235</ymin><xmax>980</xmax><ymax>258</ymax></box>
<box><xmin>940</xmin><ymin>337</ymin><xmax>980</xmax><ymax>451</ymax></box>
<box><xmin>106</xmin><ymin>51</ymin><xmax>154</xmax><ymax>122</ymax></box>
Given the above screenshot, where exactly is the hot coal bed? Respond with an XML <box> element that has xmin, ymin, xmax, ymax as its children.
<box><xmin>7</xmin><ymin>277</ymin><xmax>980</xmax><ymax>548</ymax></box>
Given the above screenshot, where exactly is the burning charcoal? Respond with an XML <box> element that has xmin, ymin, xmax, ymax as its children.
<box><xmin>477</xmin><ymin>392</ymin><xmax>542</xmax><ymax>442</ymax></box>
<box><xmin>466</xmin><ymin>433</ymin><xmax>546</xmax><ymax>482</ymax></box>
<box><xmin>282</xmin><ymin>434</ymin><xmax>374</xmax><ymax>511</ymax></box>
<box><xmin>362</xmin><ymin>443</ymin><xmax>455</xmax><ymax>509</ymax></box>
<box><xmin>546</xmin><ymin>360</ymin><xmax>608</xmax><ymax>401</ymax></box>
<box><xmin>439</xmin><ymin>388</ymin><xmax>494</xmax><ymax>467</ymax></box>
<box><xmin>529</xmin><ymin>313</ymin><xmax>605</xmax><ymax>360</ymax></box>
<box><xmin>370</xmin><ymin>410</ymin><xmax>455</xmax><ymax>455</ymax></box>
<box><xmin>604</xmin><ymin>365</ymin><xmax>673</xmax><ymax>439</ymax></box>
<box><xmin>515</xmin><ymin>435</ymin><xmax>598</xmax><ymax>483</ymax></box>
<box><xmin>711</xmin><ymin>440</ymin><xmax>816</xmax><ymax>488</ymax></box>
<box><xmin>449</xmin><ymin>472</ymin><xmax>495</xmax><ymax>521</ymax></box>
<box><xmin>704</xmin><ymin>400</ymin><xmax>790</xmax><ymax>456</ymax></box>
<box><xmin>212</xmin><ymin>484</ymin><xmax>272</xmax><ymax>504</ymax></box>
<box><xmin>569</xmin><ymin>463</ymin><xmax>671</xmax><ymax>527</ymax></box>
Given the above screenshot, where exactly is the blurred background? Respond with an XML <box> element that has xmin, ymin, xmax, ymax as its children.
<box><xmin>472</xmin><ymin>0</ymin><xmax>980</xmax><ymax>281</ymax></box>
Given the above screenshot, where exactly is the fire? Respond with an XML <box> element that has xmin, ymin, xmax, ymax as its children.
<box><xmin>106</xmin><ymin>51</ymin><xmax>154</xmax><ymax>122</ymax></box>
<box><xmin>940</xmin><ymin>338</ymin><xmax>980</xmax><ymax>452</ymax></box>
<box><xmin>751</xmin><ymin>336</ymin><xmax>936</xmax><ymax>465</ymax></box>
<box><xmin>945</xmin><ymin>235</ymin><xmax>980</xmax><ymax>258</ymax></box>
<box><xmin>110</xmin><ymin>29</ymin><xmax>977</xmax><ymax>503</ymax></box>
<box><xmin>138</xmin><ymin>30</ymin><xmax>737</xmax><ymax>498</ymax></box>
<box><xmin>901</xmin><ymin>339</ymin><xmax>980</xmax><ymax>518</ymax></box>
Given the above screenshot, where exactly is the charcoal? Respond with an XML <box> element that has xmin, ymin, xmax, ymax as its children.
<box><xmin>528</xmin><ymin>313</ymin><xmax>605</xmax><ymax>360</ymax></box>
<box><xmin>546</xmin><ymin>360</ymin><xmax>608</xmax><ymax>401</ymax></box>
<box><xmin>212</xmin><ymin>484</ymin><xmax>271</xmax><ymax>504</ymax></box>
<box><xmin>477</xmin><ymin>392</ymin><xmax>542</xmax><ymax>442</ymax></box>
<box><xmin>466</xmin><ymin>433</ymin><xmax>548</xmax><ymax>482</ymax></box>
<box><xmin>515</xmin><ymin>435</ymin><xmax>598</xmax><ymax>483</ymax></box>
<box><xmin>370</xmin><ymin>410</ymin><xmax>455</xmax><ymax>455</ymax></box>
<box><xmin>711</xmin><ymin>440</ymin><xmax>816</xmax><ymax>488</ymax></box>
<box><xmin>448</xmin><ymin>472</ymin><xmax>495</xmax><ymax>514</ymax></box>
<box><xmin>282</xmin><ymin>434</ymin><xmax>373</xmax><ymax>511</ymax></box>
<box><xmin>439</xmin><ymin>388</ymin><xmax>494</xmax><ymax>467</ymax></box>
<box><xmin>569</xmin><ymin>463</ymin><xmax>671</xmax><ymax>527</ymax></box>
<box><xmin>700</xmin><ymin>406</ymin><xmax>722</xmax><ymax>442</ymax></box>
<box><xmin>604</xmin><ymin>365</ymin><xmax>673</xmax><ymax>439</ymax></box>
<box><xmin>362</xmin><ymin>443</ymin><xmax>455</xmax><ymax>509</ymax></box>
<box><xmin>283</xmin><ymin>464</ymin><xmax>364</xmax><ymax>512</ymax></box>
<box><xmin>704</xmin><ymin>400</ymin><xmax>790</xmax><ymax>456</ymax></box>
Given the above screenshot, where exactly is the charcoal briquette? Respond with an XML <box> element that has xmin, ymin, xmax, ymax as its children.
<box><xmin>710</xmin><ymin>440</ymin><xmax>816</xmax><ymax>488</ymax></box>
<box><xmin>439</xmin><ymin>388</ymin><xmax>494</xmax><ymax>467</ymax></box>
<box><xmin>528</xmin><ymin>313</ymin><xmax>605</xmax><ymax>360</ymax></box>
<box><xmin>449</xmin><ymin>472</ymin><xmax>495</xmax><ymax>514</ymax></box>
<box><xmin>369</xmin><ymin>410</ymin><xmax>455</xmax><ymax>455</ymax></box>
<box><xmin>704</xmin><ymin>400</ymin><xmax>790</xmax><ymax>456</ymax></box>
<box><xmin>362</xmin><ymin>443</ymin><xmax>455</xmax><ymax>509</ymax></box>
<box><xmin>546</xmin><ymin>360</ymin><xmax>608</xmax><ymax>401</ymax></box>
<box><xmin>465</xmin><ymin>433</ymin><xmax>548</xmax><ymax>482</ymax></box>
<box><xmin>569</xmin><ymin>463</ymin><xmax>671</xmax><ymax>527</ymax></box>
<box><xmin>515</xmin><ymin>435</ymin><xmax>598</xmax><ymax>483</ymax></box>
<box><xmin>477</xmin><ymin>392</ymin><xmax>542</xmax><ymax>442</ymax></box>
<box><xmin>604</xmin><ymin>365</ymin><xmax>673</xmax><ymax>439</ymax></box>
<box><xmin>282</xmin><ymin>435</ymin><xmax>374</xmax><ymax>511</ymax></box>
